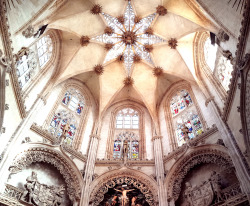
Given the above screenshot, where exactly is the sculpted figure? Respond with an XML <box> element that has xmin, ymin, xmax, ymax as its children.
<box><xmin>184</xmin><ymin>182</ymin><xmax>193</xmax><ymax>206</ymax></box>
<box><xmin>131</xmin><ymin>196</ymin><xmax>137</xmax><ymax>206</ymax></box>
<box><xmin>52</xmin><ymin>185</ymin><xmax>65</xmax><ymax>206</ymax></box>
<box><xmin>20</xmin><ymin>171</ymin><xmax>38</xmax><ymax>204</ymax></box>
<box><xmin>181</xmin><ymin>124</ymin><xmax>191</xmax><ymax>142</ymax></box>
<box><xmin>123</xmin><ymin>140</ymin><xmax>128</xmax><ymax>155</ymax></box>
<box><xmin>114</xmin><ymin>187</ymin><xmax>135</xmax><ymax>206</ymax></box>
<box><xmin>210</xmin><ymin>171</ymin><xmax>223</xmax><ymax>201</ymax></box>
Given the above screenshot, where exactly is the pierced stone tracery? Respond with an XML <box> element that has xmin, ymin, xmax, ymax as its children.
<box><xmin>91</xmin><ymin>1</ymin><xmax>166</xmax><ymax>75</ymax></box>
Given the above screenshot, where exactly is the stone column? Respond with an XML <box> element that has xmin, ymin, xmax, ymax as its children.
<box><xmin>81</xmin><ymin>134</ymin><xmax>100</xmax><ymax>206</ymax></box>
<box><xmin>152</xmin><ymin>136</ymin><xmax>167</xmax><ymax>206</ymax></box>
<box><xmin>207</xmin><ymin>100</ymin><xmax>250</xmax><ymax>201</ymax></box>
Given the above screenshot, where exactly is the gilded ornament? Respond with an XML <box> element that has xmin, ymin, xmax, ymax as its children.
<box><xmin>94</xmin><ymin>64</ymin><xmax>104</xmax><ymax>75</ymax></box>
<box><xmin>117</xmin><ymin>55</ymin><xmax>124</xmax><ymax>63</ymax></box>
<box><xmin>134</xmin><ymin>16</ymin><xmax>142</xmax><ymax>24</ymax></box>
<box><xmin>117</xmin><ymin>16</ymin><xmax>125</xmax><ymax>24</ymax></box>
<box><xmin>144</xmin><ymin>44</ymin><xmax>153</xmax><ymax>53</ymax></box>
<box><xmin>104</xmin><ymin>27</ymin><xmax>114</xmax><ymax>36</ymax></box>
<box><xmin>123</xmin><ymin>77</ymin><xmax>134</xmax><ymax>86</ymax></box>
<box><xmin>133</xmin><ymin>54</ymin><xmax>141</xmax><ymax>63</ymax></box>
<box><xmin>91</xmin><ymin>4</ymin><xmax>102</xmax><ymax>15</ymax></box>
<box><xmin>168</xmin><ymin>38</ymin><xmax>178</xmax><ymax>49</ymax></box>
<box><xmin>145</xmin><ymin>27</ymin><xmax>154</xmax><ymax>35</ymax></box>
<box><xmin>80</xmin><ymin>36</ymin><xmax>90</xmax><ymax>47</ymax></box>
<box><xmin>153</xmin><ymin>67</ymin><xmax>163</xmax><ymax>77</ymax></box>
<box><xmin>156</xmin><ymin>5</ymin><xmax>167</xmax><ymax>16</ymax></box>
<box><xmin>104</xmin><ymin>43</ymin><xmax>114</xmax><ymax>51</ymax></box>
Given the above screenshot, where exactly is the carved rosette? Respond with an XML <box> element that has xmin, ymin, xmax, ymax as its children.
<box><xmin>8</xmin><ymin>147</ymin><xmax>81</xmax><ymax>202</ymax></box>
<box><xmin>80</xmin><ymin>36</ymin><xmax>90</xmax><ymax>47</ymax></box>
<box><xmin>156</xmin><ymin>5</ymin><xmax>167</xmax><ymax>16</ymax></box>
<box><xmin>134</xmin><ymin>16</ymin><xmax>142</xmax><ymax>24</ymax></box>
<box><xmin>168</xmin><ymin>38</ymin><xmax>178</xmax><ymax>49</ymax></box>
<box><xmin>153</xmin><ymin>67</ymin><xmax>163</xmax><ymax>77</ymax></box>
<box><xmin>117</xmin><ymin>54</ymin><xmax>124</xmax><ymax>63</ymax></box>
<box><xmin>123</xmin><ymin>76</ymin><xmax>134</xmax><ymax>86</ymax></box>
<box><xmin>167</xmin><ymin>149</ymin><xmax>232</xmax><ymax>201</ymax></box>
<box><xmin>91</xmin><ymin>4</ymin><xmax>102</xmax><ymax>15</ymax></box>
<box><xmin>93</xmin><ymin>64</ymin><xmax>104</xmax><ymax>75</ymax></box>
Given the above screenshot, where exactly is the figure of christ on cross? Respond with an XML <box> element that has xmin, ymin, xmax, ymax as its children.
<box><xmin>114</xmin><ymin>188</ymin><xmax>135</xmax><ymax>206</ymax></box>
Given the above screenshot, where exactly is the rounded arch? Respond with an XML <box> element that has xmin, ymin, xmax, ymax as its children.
<box><xmin>103</xmin><ymin>100</ymin><xmax>150</xmax><ymax>160</ymax></box>
<box><xmin>89</xmin><ymin>168</ymin><xmax>158</xmax><ymax>206</ymax></box>
<box><xmin>164</xmin><ymin>144</ymin><xmax>233</xmax><ymax>202</ymax></box>
<box><xmin>8</xmin><ymin>143</ymin><xmax>83</xmax><ymax>203</ymax></box>
<box><xmin>161</xmin><ymin>80</ymin><xmax>206</xmax><ymax>150</ymax></box>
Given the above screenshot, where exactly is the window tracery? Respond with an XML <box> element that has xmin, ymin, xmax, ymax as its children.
<box><xmin>16</xmin><ymin>35</ymin><xmax>53</xmax><ymax>89</ymax></box>
<box><xmin>47</xmin><ymin>87</ymin><xmax>86</xmax><ymax>146</ymax></box>
<box><xmin>203</xmin><ymin>37</ymin><xmax>233</xmax><ymax>91</ymax></box>
<box><xmin>113</xmin><ymin>131</ymin><xmax>139</xmax><ymax>159</ymax></box>
<box><xmin>116</xmin><ymin>108</ymin><xmax>139</xmax><ymax>129</ymax></box>
<box><xmin>170</xmin><ymin>90</ymin><xmax>203</xmax><ymax>146</ymax></box>
<box><xmin>112</xmin><ymin>108</ymin><xmax>140</xmax><ymax>159</ymax></box>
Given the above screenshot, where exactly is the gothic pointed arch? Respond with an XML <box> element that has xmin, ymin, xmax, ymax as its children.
<box><xmin>8</xmin><ymin>143</ymin><xmax>83</xmax><ymax>204</ymax></box>
<box><xmin>44</xmin><ymin>79</ymin><xmax>94</xmax><ymax>150</ymax></box>
<box><xmin>105</xmin><ymin>101</ymin><xmax>147</xmax><ymax>160</ymax></box>
<box><xmin>164</xmin><ymin>144</ymin><xmax>233</xmax><ymax>202</ymax></box>
<box><xmin>163</xmin><ymin>80</ymin><xmax>206</xmax><ymax>150</ymax></box>
<box><xmin>89</xmin><ymin>168</ymin><xmax>158</xmax><ymax>206</ymax></box>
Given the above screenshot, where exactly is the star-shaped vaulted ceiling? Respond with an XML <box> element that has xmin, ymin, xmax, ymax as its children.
<box><xmin>47</xmin><ymin>0</ymin><xmax>217</xmax><ymax>121</ymax></box>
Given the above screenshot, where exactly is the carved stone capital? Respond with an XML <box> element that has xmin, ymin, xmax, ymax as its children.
<box><xmin>205</xmin><ymin>96</ymin><xmax>214</xmax><ymax>107</ymax></box>
<box><xmin>90</xmin><ymin>134</ymin><xmax>100</xmax><ymax>140</ymax></box>
<box><xmin>152</xmin><ymin>136</ymin><xmax>163</xmax><ymax>141</ymax></box>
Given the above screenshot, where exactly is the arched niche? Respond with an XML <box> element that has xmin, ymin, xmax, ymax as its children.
<box><xmin>89</xmin><ymin>168</ymin><xmax>158</xmax><ymax>206</ymax></box>
<box><xmin>165</xmin><ymin>145</ymin><xmax>233</xmax><ymax>203</ymax></box>
<box><xmin>7</xmin><ymin>143</ymin><xmax>83</xmax><ymax>204</ymax></box>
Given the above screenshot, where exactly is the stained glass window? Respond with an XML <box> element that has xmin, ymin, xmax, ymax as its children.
<box><xmin>113</xmin><ymin>131</ymin><xmax>139</xmax><ymax>159</ymax></box>
<box><xmin>48</xmin><ymin>110</ymin><xmax>77</xmax><ymax>145</ymax></box>
<box><xmin>203</xmin><ymin>37</ymin><xmax>233</xmax><ymax>91</ymax></box>
<box><xmin>16</xmin><ymin>51</ymin><xmax>37</xmax><ymax>88</ymax></box>
<box><xmin>62</xmin><ymin>88</ymin><xmax>85</xmax><ymax>115</ymax></box>
<box><xmin>215</xmin><ymin>55</ymin><xmax>233</xmax><ymax>91</ymax></box>
<box><xmin>170</xmin><ymin>90</ymin><xmax>193</xmax><ymax>117</ymax></box>
<box><xmin>175</xmin><ymin>111</ymin><xmax>203</xmax><ymax>146</ymax></box>
<box><xmin>37</xmin><ymin>35</ymin><xmax>53</xmax><ymax>68</ymax></box>
<box><xmin>115</xmin><ymin>108</ymin><xmax>139</xmax><ymax>129</ymax></box>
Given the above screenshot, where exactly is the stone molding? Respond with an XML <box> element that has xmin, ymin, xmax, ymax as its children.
<box><xmin>163</xmin><ymin>125</ymin><xmax>218</xmax><ymax>163</ymax></box>
<box><xmin>30</xmin><ymin>123</ymin><xmax>87</xmax><ymax>162</ymax></box>
<box><xmin>95</xmin><ymin>159</ymin><xmax>155</xmax><ymax>166</ymax></box>
<box><xmin>8</xmin><ymin>145</ymin><xmax>83</xmax><ymax>202</ymax></box>
<box><xmin>165</xmin><ymin>145</ymin><xmax>232</xmax><ymax>201</ymax></box>
<box><xmin>152</xmin><ymin>136</ymin><xmax>163</xmax><ymax>141</ymax></box>
<box><xmin>239</xmin><ymin>54</ymin><xmax>250</xmax><ymax>157</ymax></box>
<box><xmin>222</xmin><ymin>1</ymin><xmax>250</xmax><ymax>121</ymax></box>
<box><xmin>0</xmin><ymin>1</ymin><xmax>26</xmax><ymax>118</ymax></box>
<box><xmin>0</xmin><ymin>193</ymin><xmax>24</xmax><ymax>206</ymax></box>
<box><xmin>89</xmin><ymin>168</ymin><xmax>158</xmax><ymax>206</ymax></box>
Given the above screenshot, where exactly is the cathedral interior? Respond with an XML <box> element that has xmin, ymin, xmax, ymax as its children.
<box><xmin>0</xmin><ymin>0</ymin><xmax>249</xmax><ymax>205</ymax></box>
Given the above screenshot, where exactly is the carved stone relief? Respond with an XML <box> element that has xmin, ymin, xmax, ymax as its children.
<box><xmin>167</xmin><ymin>149</ymin><xmax>233</xmax><ymax>201</ymax></box>
<box><xmin>8</xmin><ymin>147</ymin><xmax>82</xmax><ymax>203</ymax></box>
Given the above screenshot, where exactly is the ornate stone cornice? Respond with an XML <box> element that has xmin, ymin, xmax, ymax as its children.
<box><xmin>222</xmin><ymin>1</ymin><xmax>250</xmax><ymax>121</ymax></box>
<box><xmin>8</xmin><ymin>146</ymin><xmax>82</xmax><ymax>202</ymax></box>
<box><xmin>95</xmin><ymin>159</ymin><xmax>155</xmax><ymax>166</ymax></box>
<box><xmin>163</xmin><ymin>125</ymin><xmax>218</xmax><ymax>163</ymax></box>
<box><xmin>30</xmin><ymin>123</ymin><xmax>87</xmax><ymax>162</ymax></box>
